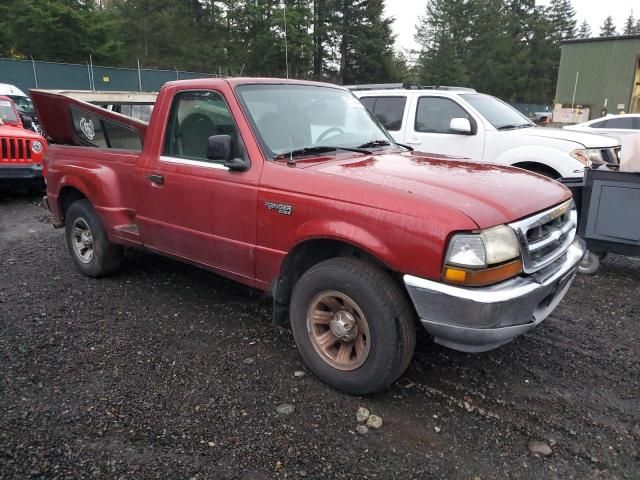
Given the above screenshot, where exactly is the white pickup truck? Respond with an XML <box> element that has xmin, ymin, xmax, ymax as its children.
<box><xmin>350</xmin><ymin>84</ymin><xmax>621</xmax><ymax>182</ymax></box>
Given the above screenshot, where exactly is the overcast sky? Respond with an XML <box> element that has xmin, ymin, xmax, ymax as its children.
<box><xmin>387</xmin><ymin>0</ymin><xmax>639</xmax><ymax>54</ymax></box>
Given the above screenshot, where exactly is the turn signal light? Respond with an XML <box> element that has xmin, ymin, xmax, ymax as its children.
<box><xmin>443</xmin><ymin>260</ymin><xmax>523</xmax><ymax>287</ymax></box>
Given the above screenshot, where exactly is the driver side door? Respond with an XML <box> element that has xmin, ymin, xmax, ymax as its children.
<box><xmin>136</xmin><ymin>90</ymin><xmax>260</xmax><ymax>283</ymax></box>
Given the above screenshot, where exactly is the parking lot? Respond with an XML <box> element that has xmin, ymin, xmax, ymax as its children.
<box><xmin>1</xmin><ymin>190</ymin><xmax>638</xmax><ymax>479</ymax></box>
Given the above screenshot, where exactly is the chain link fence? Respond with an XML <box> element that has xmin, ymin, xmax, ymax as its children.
<box><xmin>0</xmin><ymin>58</ymin><xmax>221</xmax><ymax>93</ymax></box>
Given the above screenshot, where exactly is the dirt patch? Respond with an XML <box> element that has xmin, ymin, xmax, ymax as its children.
<box><xmin>1</xmin><ymin>192</ymin><xmax>638</xmax><ymax>479</ymax></box>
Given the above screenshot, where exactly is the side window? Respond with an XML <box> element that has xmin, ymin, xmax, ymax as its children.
<box><xmin>164</xmin><ymin>90</ymin><xmax>245</xmax><ymax>162</ymax></box>
<box><xmin>71</xmin><ymin>108</ymin><xmax>107</xmax><ymax>148</ymax></box>
<box><xmin>590</xmin><ymin>120</ymin><xmax>608</xmax><ymax>128</ymax></box>
<box><xmin>70</xmin><ymin>107</ymin><xmax>142</xmax><ymax>151</ymax></box>
<box><xmin>359</xmin><ymin>96</ymin><xmax>406</xmax><ymax>131</ymax></box>
<box><xmin>605</xmin><ymin>117</ymin><xmax>634</xmax><ymax>129</ymax></box>
<box><xmin>360</xmin><ymin>97</ymin><xmax>376</xmax><ymax>112</ymax></box>
<box><xmin>415</xmin><ymin>97</ymin><xmax>470</xmax><ymax>134</ymax></box>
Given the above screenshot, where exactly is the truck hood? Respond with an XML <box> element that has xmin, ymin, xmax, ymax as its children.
<box><xmin>514</xmin><ymin>126</ymin><xmax>619</xmax><ymax>148</ymax></box>
<box><xmin>0</xmin><ymin>123</ymin><xmax>44</xmax><ymax>140</ymax></box>
<box><xmin>302</xmin><ymin>152</ymin><xmax>571</xmax><ymax>229</ymax></box>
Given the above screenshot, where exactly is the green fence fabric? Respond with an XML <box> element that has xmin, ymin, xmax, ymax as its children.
<box><xmin>0</xmin><ymin>58</ymin><xmax>219</xmax><ymax>93</ymax></box>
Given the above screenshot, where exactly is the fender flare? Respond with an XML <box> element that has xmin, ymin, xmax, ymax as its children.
<box><xmin>492</xmin><ymin>145</ymin><xmax>582</xmax><ymax>178</ymax></box>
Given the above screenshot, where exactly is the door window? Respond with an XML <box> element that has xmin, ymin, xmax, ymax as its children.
<box><xmin>164</xmin><ymin>91</ymin><xmax>246</xmax><ymax>162</ymax></box>
<box><xmin>603</xmin><ymin>117</ymin><xmax>634</xmax><ymax>129</ymax></box>
<box><xmin>590</xmin><ymin>120</ymin><xmax>608</xmax><ymax>128</ymax></box>
<box><xmin>415</xmin><ymin>97</ymin><xmax>470</xmax><ymax>134</ymax></box>
<box><xmin>359</xmin><ymin>96</ymin><xmax>407</xmax><ymax>131</ymax></box>
<box><xmin>70</xmin><ymin>107</ymin><xmax>142</xmax><ymax>150</ymax></box>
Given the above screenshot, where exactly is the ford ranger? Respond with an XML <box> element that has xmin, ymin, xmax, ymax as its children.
<box><xmin>32</xmin><ymin>78</ymin><xmax>585</xmax><ymax>394</ymax></box>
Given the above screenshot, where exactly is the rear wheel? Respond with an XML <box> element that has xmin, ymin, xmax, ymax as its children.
<box><xmin>289</xmin><ymin>258</ymin><xmax>416</xmax><ymax>395</ymax></box>
<box><xmin>65</xmin><ymin>200</ymin><xmax>123</xmax><ymax>277</ymax></box>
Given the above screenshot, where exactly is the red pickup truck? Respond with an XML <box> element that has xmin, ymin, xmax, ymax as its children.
<box><xmin>32</xmin><ymin>79</ymin><xmax>585</xmax><ymax>394</ymax></box>
<box><xmin>0</xmin><ymin>95</ymin><xmax>47</xmax><ymax>187</ymax></box>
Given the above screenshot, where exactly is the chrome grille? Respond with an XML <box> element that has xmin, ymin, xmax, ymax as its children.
<box><xmin>1</xmin><ymin>137</ymin><xmax>32</xmax><ymax>163</ymax></box>
<box><xmin>509</xmin><ymin>200</ymin><xmax>577</xmax><ymax>273</ymax></box>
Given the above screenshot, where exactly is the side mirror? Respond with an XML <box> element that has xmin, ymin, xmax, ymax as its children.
<box><xmin>207</xmin><ymin>135</ymin><xmax>232</xmax><ymax>161</ymax></box>
<box><xmin>21</xmin><ymin>114</ymin><xmax>34</xmax><ymax>130</ymax></box>
<box><xmin>450</xmin><ymin>117</ymin><xmax>472</xmax><ymax>134</ymax></box>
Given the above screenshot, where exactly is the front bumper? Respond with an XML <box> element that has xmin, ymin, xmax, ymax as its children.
<box><xmin>0</xmin><ymin>164</ymin><xmax>43</xmax><ymax>180</ymax></box>
<box><xmin>404</xmin><ymin>237</ymin><xmax>586</xmax><ymax>353</ymax></box>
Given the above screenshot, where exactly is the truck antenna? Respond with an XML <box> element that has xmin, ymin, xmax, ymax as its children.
<box><xmin>283</xmin><ymin>1</ymin><xmax>294</xmax><ymax>165</ymax></box>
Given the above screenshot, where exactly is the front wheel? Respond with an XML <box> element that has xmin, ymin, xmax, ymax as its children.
<box><xmin>65</xmin><ymin>199</ymin><xmax>123</xmax><ymax>277</ymax></box>
<box><xmin>289</xmin><ymin>258</ymin><xmax>416</xmax><ymax>395</ymax></box>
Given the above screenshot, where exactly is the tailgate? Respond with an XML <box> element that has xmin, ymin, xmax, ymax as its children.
<box><xmin>30</xmin><ymin>90</ymin><xmax>149</xmax><ymax>149</ymax></box>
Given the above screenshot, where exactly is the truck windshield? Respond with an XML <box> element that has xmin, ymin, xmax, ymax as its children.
<box><xmin>461</xmin><ymin>94</ymin><xmax>533</xmax><ymax>130</ymax></box>
<box><xmin>0</xmin><ymin>99</ymin><xmax>20</xmax><ymax>124</ymax></box>
<box><xmin>236</xmin><ymin>84</ymin><xmax>394</xmax><ymax>159</ymax></box>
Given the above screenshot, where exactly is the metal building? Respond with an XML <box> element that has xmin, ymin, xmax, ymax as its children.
<box><xmin>555</xmin><ymin>35</ymin><xmax>640</xmax><ymax>120</ymax></box>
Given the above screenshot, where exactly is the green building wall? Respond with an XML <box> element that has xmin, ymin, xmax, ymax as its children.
<box><xmin>555</xmin><ymin>36</ymin><xmax>640</xmax><ymax>119</ymax></box>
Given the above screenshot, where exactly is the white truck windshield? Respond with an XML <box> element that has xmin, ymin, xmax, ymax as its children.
<box><xmin>461</xmin><ymin>94</ymin><xmax>533</xmax><ymax>130</ymax></box>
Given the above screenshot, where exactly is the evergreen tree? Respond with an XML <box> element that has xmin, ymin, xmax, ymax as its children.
<box><xmin>546</xmin><ymin>0</ymin><xmax>577</xmax><ymax>40</ymax></box>
<box><xmin>0</xmin><ymin>0</ymin><xmax>126</xmax><ymax>64</ymax></box>
<box><xmin>577</xmin><ymin>20</ymin><xmax>591</xmax><ymax>38</ymax></box>
<box><xmin>526</xmin><ymin>5</ymin><xmax>557</xmax><ymax>103</ymax></box>
<box><xmin>600</xmin><ymin>16</ymin><xmax>617</xmax><ymax>37</ymax></box>
<box><xmin>336</xmin><ymin>0</ymin><xmax>399</xmax><ymax>84</ymax></box>
<box><xmin>623</xmin><ymin>12</ymin><xmax>636</xmax><ymax>35</ymax></box>
<box><xmin>415</xmin><ymin>0</ymin><xmax>471</xmax><ymax>86</ymax></box>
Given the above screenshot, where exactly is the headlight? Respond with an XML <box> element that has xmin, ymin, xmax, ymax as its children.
<box><xmin>443</xmin><ymin>225</ymin><xmax>522</xmax><ymax>286</ymax></box>
<box><xmin>31</xmin><ymin>140</ymin><xmax>43</xmax><ymax>154</ymax></box>
<box><xmin>571</xmin><ymin>148</ymin><xmax>604</xmax><ymax>167</ymax></box>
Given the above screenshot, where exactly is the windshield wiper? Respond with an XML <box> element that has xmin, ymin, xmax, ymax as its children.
<box><xmin>358</xmin><ymin>139</ymin><xmax>414</xmax><ymax>152</ymax></box>
<box><xmin>497</xmin><ymin>124</ymin><xmax>532</xmax><ymax>130</ymax></box>
<box><xmin>357</xmin><ymin>140</ymin><xmax>391</xmax><ymax>148</ymax></box>
<box><xmin>274</xmin><ymin>145</ymin><xmax>370</xmax><ymax>161</ymax></box>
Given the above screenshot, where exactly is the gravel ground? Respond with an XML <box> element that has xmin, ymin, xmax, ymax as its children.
<box><xmin>1</xmin><ymin>190</ymin><xmax>639</xmax><ymax>479</ymax></box>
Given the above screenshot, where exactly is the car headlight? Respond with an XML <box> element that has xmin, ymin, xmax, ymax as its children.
<box><xmin>570</xmin><ymin>148</ymin><xmax>604</xmax><ymax>167</ymax></box>
<box><xmin>31</xmin><ymin>140</ymin><xmax>43</xmax><ymax>154</ymax></box>
<box><xmin>443</xmin><ymin>225</ymin><xmax>522</xmax><ymax>286</ymax></box>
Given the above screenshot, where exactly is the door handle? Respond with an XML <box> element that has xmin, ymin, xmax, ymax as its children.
<box><xmin>147</xmin><ymin>173</ymin><xmax>164</xmax><ymax>185</ymax></box>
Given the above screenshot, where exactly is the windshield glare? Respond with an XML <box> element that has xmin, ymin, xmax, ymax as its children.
<box><xmin>236</xmin><ymin>84</ymin><xmax>393</xmax><ymax>158</ymax></box>
<box><xmin>461</xmin><ymin>94</ymin><xmax>532</xmax><ymax>129</ymax></box>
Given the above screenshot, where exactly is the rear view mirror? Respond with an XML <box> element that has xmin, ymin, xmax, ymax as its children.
<box><xmin>450</xmin><ymin>118</ymin><xmax>472</xmax><ymax>134</ymax></box>
<box><xmin>207</xmin><ymin>135</ymin><xmax>232</xmax><ymax>161</ymax></box>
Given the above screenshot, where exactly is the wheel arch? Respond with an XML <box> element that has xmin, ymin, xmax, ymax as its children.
<box><xmin>493</xmin><ymin>145</ymin><xmax>580</xmax><ymax>178</ymax></box>
<box><xmin>511</xmin><ymin>161</ymin><xmax>561</xmax><ymax>179</ymax></box>
<box><xmin>58</xmin><ymin>185</ymin><xmax>89</xmax><ymax>223</ymax></box>
<box><xmin>270</xmin><ymin>237</ymin><xmax>399</xmax><ymax>327</ymax></box>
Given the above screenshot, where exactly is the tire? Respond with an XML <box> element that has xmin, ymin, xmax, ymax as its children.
<box><xmin>289</xmin><ymin>258</ymin><xmax>416</xmax><ymax>395</ymax></box>
<box><xmin>64</xmin><ymin>199</ymin><xmax>123</xmax><ymax>277</ymax></box>
<box><xmin>578</xmin><ymin>250</ymin><xmax>601</xmax><ymax>275</ymax></box>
